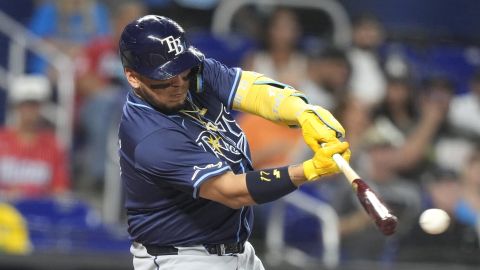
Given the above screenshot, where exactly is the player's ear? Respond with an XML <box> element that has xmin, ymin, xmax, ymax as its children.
<box><xmin>124</xmin><ymin>68</ymin><xmax>141</xmax><ymax>89</ymax></box>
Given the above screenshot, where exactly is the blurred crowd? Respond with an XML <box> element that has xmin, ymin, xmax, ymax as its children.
<box><xmin>236</xmin><ymin>6</ymin><xmax>480</xmax><ymax>267</ymax></box>
<box><xmin>0</xmin><ymin>0</ymin><xmax>479</xmax><ymax>267</ymax></box>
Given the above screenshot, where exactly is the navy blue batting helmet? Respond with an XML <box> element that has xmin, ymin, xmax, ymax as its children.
<box><xmin>119</xmin><ymin>15</ymin><xmax>204</xmax><ymax>80</ymax></box>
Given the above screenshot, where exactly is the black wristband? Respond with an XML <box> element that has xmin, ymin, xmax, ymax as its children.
<box><xmin>245</xmin><ymin>166</ymin><xmax>297</xmax><ymax>204</ymax></box>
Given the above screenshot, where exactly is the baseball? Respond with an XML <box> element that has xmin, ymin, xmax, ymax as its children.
<box><xmin>419</xmin><ymin>208</ymin><xmax>450</xmax><ymax>234</ymax></box>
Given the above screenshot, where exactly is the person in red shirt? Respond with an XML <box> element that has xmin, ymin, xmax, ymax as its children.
<box><xmin>0</xmin><ymin>76</ymin><xmax>70</xmax><ymax>198</ymax></box>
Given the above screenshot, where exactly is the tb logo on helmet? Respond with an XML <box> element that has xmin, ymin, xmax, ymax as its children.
<box><xmin>160</xmin><ymin>36</ymin><xmax>184</xmax><ymax>56</ymax></box>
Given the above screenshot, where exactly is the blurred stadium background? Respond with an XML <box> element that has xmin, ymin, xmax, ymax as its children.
<box><xmin>0</xmin><ymin>0</ymin><xmax>480</xmax><ymax>269</ymax></box>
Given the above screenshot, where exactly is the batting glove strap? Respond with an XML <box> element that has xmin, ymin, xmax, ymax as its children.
<box><xmin>246</xmin><ymin>166</ymin><xmax>297</xmax><ymax>204</ymax></box>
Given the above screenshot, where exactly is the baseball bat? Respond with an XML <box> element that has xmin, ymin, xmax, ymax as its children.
<box><xmin>332</xmin><ymin>153</ymin><xmax>398</xmax><ymax>235</ymax></box>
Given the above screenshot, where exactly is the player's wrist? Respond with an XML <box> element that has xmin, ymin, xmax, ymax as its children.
<box><xmin>288</xmin><ymin>163</ymin><xmax>309</xmax><ymax>186</ymax></box>
<box><xmin>245</xmin><ymin>166</ymin><xmax>298</xmax><ymax>204</ymax></box>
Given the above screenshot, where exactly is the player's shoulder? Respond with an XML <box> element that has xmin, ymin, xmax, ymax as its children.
<box><xmin>202</xmin><ymin>58</ymin><xmax>240</xmax><ymax>77</ymax></box>
<box><xmin>120</xmin><ymin>94</ymin><xmax>184</xmax><ymax>145</ymax></box>
<box><xmin>120</xmin><ymin>112</ymin><xmax>179</xmax><ymax>143</ymax></box>
<box><xmin>200</xmin><ymin>57</ymin><xmax>241</xmax><ymax>90</ymax></box>
<box><xmin>202</xmin><ymin>57</ymin><xmax>221</xmax><ymax>68</ymax></box>
<box><xmin>201</xmin><ymin>58</ymin><xmax>220</xmax><ymax>77</ymax></box>
<box><xmin>131</xmin><ymin>126</ymin><xmax>199</xmax><ymax>169</ymax></box>
<box><xmin>120</xmin><ymin>118</ymin><xmax>190</xmax><ymax>162</ymax></box>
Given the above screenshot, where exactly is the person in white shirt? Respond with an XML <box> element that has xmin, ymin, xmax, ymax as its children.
<box><xmin>448</xmin><ymin>72</ymin><xmax>480</xmax><ymax>138</ymax></box>
<box><xmin>347</xmin><ymin>15</ymin><xmax>386</xmax><ymax>107</ymax></box>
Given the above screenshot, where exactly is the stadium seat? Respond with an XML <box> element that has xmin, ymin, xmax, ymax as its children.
<box><xmin>12</xmin><ymin>197</ymin><xmax>130</xmax><ymax>253</ymax></box>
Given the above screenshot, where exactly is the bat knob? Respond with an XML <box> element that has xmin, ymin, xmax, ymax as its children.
<box><xmin>377</xmin><ymin>215</ymin><xmax>398</xmax><ymax>236</ymax></box>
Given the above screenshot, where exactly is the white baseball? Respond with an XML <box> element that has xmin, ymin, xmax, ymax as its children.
<box><xmin>419</xmin><ymin>208</ymin><xmax>450</xmax><ymax>235</ymax></box>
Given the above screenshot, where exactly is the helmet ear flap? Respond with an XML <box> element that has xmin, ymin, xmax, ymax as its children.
<box><xmin>189</xmin><ymin>64</ymin><xmax>204</xmax><ymax>93</ymax></box>
<box><xmin>120</xmin><ymin>50</ymin><xmax>140</xmax><ymax>69</ymax></box>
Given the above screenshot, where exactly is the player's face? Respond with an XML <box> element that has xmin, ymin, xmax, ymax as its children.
<box><xmin>127</xmin><ymin>69</ymin><xmax>192</xmax><ymax>114</ymax></box>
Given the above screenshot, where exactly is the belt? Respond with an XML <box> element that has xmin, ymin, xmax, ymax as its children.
<box><xmin>144</xmin><ymin>242</ymin><xmax>245</xmax><ymax>256</ymax></box>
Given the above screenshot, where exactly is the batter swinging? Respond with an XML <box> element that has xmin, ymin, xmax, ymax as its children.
<box><xmin>118</xmin><ymin>15</ymin><xmax>350</xmax><ymax>270</ymax></box>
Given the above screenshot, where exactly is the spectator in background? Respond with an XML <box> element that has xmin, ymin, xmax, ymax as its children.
<box><xmin>299</xmin><ymin>47</ymin><xmax>351</xmax><ymax>111</ymax></box>
<box><xmin>423</xmin><ymin>169</ymin><xmax>461</xmax><ymax>219</ymax></box>
<box><xmin>347</xmin><ymin>15</ymin><xmax>386</xmax><ymax>107</ymax></box>
<box><xmin>74</xmin><ymin>1</ymin><xmax>146</xmax><ymax>191</ymax></box>
<box><xmin>334</xmin><ymin>97</ymin><xmax>372</xmax><ymax>154</ymax></box>
<box><xmin>230</xmin><ymin>5</ymin><xmax>263</xmax><ymax>43</ymax></box>
<box><xmin>370</xmin><ymin>77</ymin><xmax>418</xmax><ymax>148</ymax></box>
<box><xmin>0</xmin><ymin>76</ymin><xmax>70</xmax><ymax>199</ymax></box>
<box><xmin>28</xmin><ymin>0</ymin><xmax>110</xmax><ymax>75</ymax></box>
<box><xmin>448</xmin><ymin>71</ymin><xmax>480</xmax><ymax>139</ymax></box>
<box><xmin>426</xmin><ymin>77</ymin><xmax>474</xmax><ymax>174</ymax></box>
<box><xmin>364</xmin><ymin>76</ymin><xmax>453</xmax><ymax>179</ymax></box>
<box><xmin>243</xmin><ymin>7</ymin><xmax>308</xmax><ymax>88</ymax></box>
<box><xmin>455</xmin><ymin>148</ymin><xmax>480</xmax><ymax>231</ymax></box>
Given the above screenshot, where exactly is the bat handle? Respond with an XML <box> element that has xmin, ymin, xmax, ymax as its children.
<box><xmin>332</xmin><ymin>153</ymin><xmax>359</xmax><ymax>183</ymax></box>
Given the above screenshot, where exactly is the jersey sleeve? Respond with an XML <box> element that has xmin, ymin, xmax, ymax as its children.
<box><xmin>134</xmin><ymin>128</ymin><xmax>231</xmax><ymax>199</ymax></box>
<box><xmin>201</xmin><ymin>58</ymin><xmax>242</xmax><ymax>110</ymax></box>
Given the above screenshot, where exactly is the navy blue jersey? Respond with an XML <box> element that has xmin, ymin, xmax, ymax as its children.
<box><xmin>118</xmin><ymin>58</ymin><xmax>254</xmax><ymax>246</ymax></box>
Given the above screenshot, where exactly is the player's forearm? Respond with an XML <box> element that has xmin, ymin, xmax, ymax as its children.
<box><xmin>232</xmin><ymin>71</ymin><xmax>308</xmax><ymax>126</ymax></box>
<box><xmin>199</xmin><ymin>171</ymin><xmax>256</xmax><ymax>209</ymax></box>
<box><xmin>199</xmin><ymin>164</ymin><xmax>308</xmax><ymax>209</ymax></box>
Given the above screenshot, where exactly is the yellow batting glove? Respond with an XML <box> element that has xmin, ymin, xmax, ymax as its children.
<box><xmin>297</xmin><ymin>105</ymin><xmax>345</xmax><ymax>153</ymax></box>
<box><xmin>303</xmin><ymin>141</ymin><xmax>351</xmax><ymax>181</ymax></box>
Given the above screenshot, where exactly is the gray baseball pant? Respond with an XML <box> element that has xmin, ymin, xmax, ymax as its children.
<box><xmin>130</xmin><ymin>241</ymin><xmax>265</xmax><ymax>270</ymax></box>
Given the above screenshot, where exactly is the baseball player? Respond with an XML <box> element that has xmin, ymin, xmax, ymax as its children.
<box><xmin>118</xmin><ymin>15</ymin><xmax>350</xmax><ymax>270</ymax></box>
